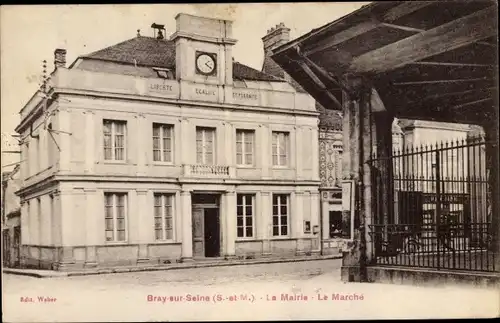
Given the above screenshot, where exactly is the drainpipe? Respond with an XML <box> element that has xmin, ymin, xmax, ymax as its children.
<box><xmin>319</xmin><ymin>190</ymin><xmax>324</xmax><ymax>255</ymax></box>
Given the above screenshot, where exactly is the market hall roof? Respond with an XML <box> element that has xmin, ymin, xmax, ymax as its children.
<box><xmin>271</xmin><ymin>1</ymin><xmax>498</xmax><ymax>125</ymax></box>
<box><xmin>70</xmin><ymin>35</ymin><xmax>284</xmax><ymax>83</ymax></box>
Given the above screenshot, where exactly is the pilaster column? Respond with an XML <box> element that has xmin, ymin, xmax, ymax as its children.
<box><xmin>84</xmin><ymin>110</ymin><xmax>95</xmax><ymax>173</ymax></box>
<box><xmin>59</xmin><ymin>190</ymin><xmax>75</xmax><ymax>268</ymax></box>
<box><xmin>321</xmin><ymin>193</ymin><xmax>330</xmax><ymax>240</ymax></box>
<box><xmin>310</xmin><ymin>191</ymin><xmax>321</xmax><ymax>252</ymax></box>
<box><xmin>39</xmin><ymin>127</ymin><xmax>47</xmax><ymax>171</ymax></box>
<box><xmin>84</xmin><ymin>189</ymin><xmax>98</xmax><ymax>267</ymax></box>
<box><xmin>295</xmin><ymin>127</ymin><xmax>303</xmax><ymax>179</ymax></box>
<box><xmin>180</xmin><ymin>118</ymin><xmax>191</xmax><ymax>165</ymax></box>
<box><xmin>261</xmin><ymin>125</ymin><xmax>270</xmax><ymax>178</ymax></box>
<box><xmin>20</xmin><ymin>201</ymin><xmax>30</xmax><ymax>245</ymax></box>
<box><xmin>29</xmin><ymin>197</ymin><xmax>38</xmax><ymax>245</ymax></box>
<box><xmin>136</xmin><ymin>114</ymin><xmax>147</xmax><ymax>173</ymax></box>
<box><xmin>260</xmin><ymin>192</ymin><xmax>271</xmax><ymax>255</ymax></box>
<box><xmin>311</xmin><ymin>127</ymin><xmax>320</xmax><ymax>181</ymax></box>
<box><xmin>224</xmin><ymin>190</ymin><xmax>237</xmax><ymax>259</ymax></box>
<box><xmin>41</xmin><ymin>196</ymin><xmax>52</xmax><ymax>246</ymax></box>
<box><xmin>136</xmin><ymin>189</ymin><xmax>150</xmax><ymax>263</ymax></box>
<box><xmin>58</xmin><ymin>108</ymin><xmax>71</xmax><ymax>172</ymax></box>
<box><xmin>180</xmin><ymin>190</ymin><xmax>193</xmax><ymax>261</ymax></box>
<box><xmin>293</xmin><ymin>192</ymin><xmax>303</xmax><ymax>238</ymax></box>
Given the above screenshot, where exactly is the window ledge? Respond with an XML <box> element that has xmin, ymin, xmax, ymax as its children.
<box><xmin>102</xmin><ymin>160</ymin><xmax>128</xmax><ymax>165</ymax></box>
<box><xmin>152</xmin><ymin>162</ymin><xmax>176</xmax><ymax>166</ymax></box>
<box><xmin>235</xmin><ymin>237</ymin><xmax>258</xmax><ymax>242</ymax></box>
<box><xmin>236</xmin><ymin>165</ymin><xmax>257</xmax><ymax>169</ymax></box>
<box><xmin>268</xmin><ymin>237</ymin><xmax>294</xmax><ymax>241</ymax></box>
<box><xmin>104</xmin><ymin>241</ymin><xmax>129</xmax><ymax>246</ymax></box>
<box><xmin>151</xmin><ymin>240</ymin><xmax>179</xmax><ymax>245</ymax></box>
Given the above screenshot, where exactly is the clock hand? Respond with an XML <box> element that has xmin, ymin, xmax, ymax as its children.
<box><xmin>205</xmin><ymin>62</ymin><xmax>212</xmax><ymax>68</ymax></box>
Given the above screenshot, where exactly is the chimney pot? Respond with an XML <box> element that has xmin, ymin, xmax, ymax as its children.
<box><xmin>54</xmin><ymin>48</ymin><xmax>67</xmax><ymax>69</ymax></box>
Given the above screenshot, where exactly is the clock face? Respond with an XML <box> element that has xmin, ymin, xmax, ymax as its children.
<box><xmin>196</xmin><ymin>53</ymin><xmax>216</xmax><ymax>75</ymax></box>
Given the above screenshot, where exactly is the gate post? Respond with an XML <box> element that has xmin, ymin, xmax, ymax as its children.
<box><xmin>483</xmin><ymin>120</ymin><xmax>499</xmax><ymax>270</ymax></box>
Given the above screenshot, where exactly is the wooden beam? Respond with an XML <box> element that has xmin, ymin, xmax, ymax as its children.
<box><xmin>350</xmin><ymin>6</ymin><xmax>498</xmax><ymax>74</ymax></box>
<box><xmin>408</xmin><ymin>61</ymin><xmax>497</xmax><ymax>67</ymax></box>
<box><xmin>390</xmin><ymin>87</ymin><xmax>495</xmax><ymax>113</ymax></box>
<box><xmin>419</xmin><ymin>87</ymin><xmax>497</xmax><ymax>102</ymax></box>
<box><xmin>450</xmin><ymin>97</ymin><xmax>493</xmax><ymax>110</ymax></box>
<box><xmin>298</xmin><ymin>61</ymin><xmax>342</xmax><ymax>110</ymax></box>
<box><xmin>393</xmin><ymin>77</ymin><xmax>491</xmax><ymax>86</ymax></box>
<box><xmin>382</xmin><ymin>1</ymin><xmax>436</xmax><ymax>22</ymax></box>
<box><xmin>303</xmin><ymin>19</ymin><xmax>380</xmax><ymax>56</ymax></box>
<box><xmin>303</xmin><ymin>1</ymin><xmax>435</xmax><ymax>57</ymax></box>
<box><xmin>477</xmin><ymin>41</ymin><xmax>496</xmax><ymax>48</ymax></box>
<box><xmin>380</xmin><ymin>22</ymin><xmax>424</xmax><ymax>33</ymax></box>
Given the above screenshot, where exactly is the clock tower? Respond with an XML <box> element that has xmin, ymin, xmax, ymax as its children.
<box><xmin>170</xmin><ymin>13</ymin><xmax>237</xmax><ymax>86</ymax></box>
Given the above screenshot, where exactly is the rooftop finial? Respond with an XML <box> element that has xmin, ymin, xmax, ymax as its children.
<box><xmin>151</xmin><ymin>23</ymin><xmax>166</xmax><ymax>40</ymax></box>
<box><xmin>137</xmin><ymin>29</ymin><xmax>141</xmax><ymax>37</ymax></box>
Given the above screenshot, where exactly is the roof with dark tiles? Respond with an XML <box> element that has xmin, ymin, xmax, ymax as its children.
<box><xmin>76</xmin><ymin>36</ymin><xmax>283</xmax><ymax>82</ymax></box>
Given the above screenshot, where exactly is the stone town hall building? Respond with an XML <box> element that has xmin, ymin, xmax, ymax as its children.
<box><xmin>15</xmin><ymin>14</ymin><xmax>322</xmax><ymax>270</ymax></box>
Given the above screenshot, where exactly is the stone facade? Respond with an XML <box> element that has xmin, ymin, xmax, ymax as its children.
<box><xmin>15</xmin><ymin>14</ymin><xmax>321</xmax><ymax>271</ymax></box>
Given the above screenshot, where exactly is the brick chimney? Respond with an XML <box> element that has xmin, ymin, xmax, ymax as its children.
<box><xmin>262</xmin><ymin>22</ymin><xmax>296</xmax><ymax>84</ymax></box>
<box><xmin>54</xmin><ymin>48</ymin><xmax>67</xmax><ymax>69</ymax></box>
<box><xmin>262</xmin><ymin>22</ymin><xmax>290</xmax><ymax>54</ymax></box>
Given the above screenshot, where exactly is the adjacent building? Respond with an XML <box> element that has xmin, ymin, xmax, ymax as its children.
<box><xmin>2</xmin><ymin>166</ymin><xmax>22</xmax><ymax>267</ymax></box>
<box><xmin>15</xmin><ymin>14</ymin><xmax>321</xmax><ymax>270</ymax></box>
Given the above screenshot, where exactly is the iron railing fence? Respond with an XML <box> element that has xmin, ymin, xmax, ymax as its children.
<box><xmin>368</xmin><ymin>135</ymin><xmax>497</xmax><ymax>272</ymax></box>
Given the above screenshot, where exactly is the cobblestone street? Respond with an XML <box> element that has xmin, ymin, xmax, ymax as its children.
<box><xmin>3</xmin><ymin>259</ymin><xmax>499</xmax><ymax>321</ymax></box>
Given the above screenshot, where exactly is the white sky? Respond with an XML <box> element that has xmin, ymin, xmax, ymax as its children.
<box><xmin>0</xmin><ymin>3</ymin><xmax>369</xmax><ymax>169</ymax></box>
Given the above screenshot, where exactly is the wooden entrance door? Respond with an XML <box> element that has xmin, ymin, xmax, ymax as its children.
<box><xmin>192</xmin><ymin>208</ymin><xmax>204</xmax><ymax>258</ymax></box>
<box><xmin>204</xmin><ymin>208</ymin><xmax>220</xmax><ymax>257</ymax></box>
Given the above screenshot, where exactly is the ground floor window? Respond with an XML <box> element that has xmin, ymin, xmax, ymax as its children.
<box><xmin>329</xmin><ymin>211</ymin><xmax>343</xmax><ymax>238</ymax></box>
<box><xmin>272</xmin><ymin>194</ymin><xmax>289</xmax><ymax>236</ymax></box>
<box><xmin>104</xmin><ymin>192</ymin><xmax>127</xmax><ymax>242</ymax></box>
<box><xmin>154</xmin><ymin>193</ymin><xmax>174</xmax><ymax>241</ymax></box>
<box><xmin>237</xmin><ymin>194</ymin><xmax>254</xmax><ymax>238</ymax></box>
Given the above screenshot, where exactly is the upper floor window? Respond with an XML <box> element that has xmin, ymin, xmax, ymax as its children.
<box><xmin>272</xmin><ymin>131</ymin><xmax>289</xmax><ymax>167</ymax></box>
<box><xmin>103</xmin><ymin>120</ymin><xmax>127</xmax><ymax>161</ymax></box>
<box><xmin>236</xmin><ymin>130</ymin><xmax>255</xmax><ymax>166</ymax></box>
<box><xmin>153</xmin><ymin>123</ymin><xmax>173</xmax><ymax>162</ymax></box>
<box><xmin>104</xmin><ymin>192</ymin><xmax>127</xmax><ymax>242</ymax></box>
<box><xmin>196</xmin><ymin>127</ymin><xmax>215</xmax><ymax>165</ymax></box>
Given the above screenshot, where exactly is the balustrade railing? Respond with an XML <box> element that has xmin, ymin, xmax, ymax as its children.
<box><xmin>186</xmin><ymin>164</ymin><xmax>230</xmax><ymax>177</ymax></box>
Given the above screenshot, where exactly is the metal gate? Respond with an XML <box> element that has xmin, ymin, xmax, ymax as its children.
<box><xmin>368</xmin><ymin>135</ymin><xmax>497</xmax><ymax>272</ymax></box>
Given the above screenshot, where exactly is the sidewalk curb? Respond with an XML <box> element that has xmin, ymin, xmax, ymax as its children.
<box><xmin>3</xmin><ymin>255</ymin><xmax>342</xmax><ymax>278</ymax></box>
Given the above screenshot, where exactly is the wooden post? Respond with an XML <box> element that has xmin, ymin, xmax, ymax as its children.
<box><xmin>341</xmin><ymin>77</ymin><xmax>391</xmax><ymax>282</ymax></box>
